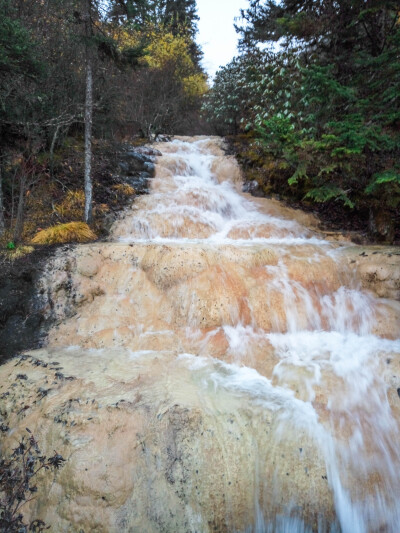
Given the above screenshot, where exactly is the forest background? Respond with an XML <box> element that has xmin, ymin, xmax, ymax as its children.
<box><xmin>0</xmin><ymin>0</ymin><xmax>399</xmax><ymax>248</ymax></box>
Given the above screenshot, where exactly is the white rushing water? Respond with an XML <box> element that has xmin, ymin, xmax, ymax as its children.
<box><xmin>113</xmin><ymin>138</ymin><xmax>326</xmax><ymax>245</ymax></box>
<box><xmin>109</xmin><ymin>137</ymin><xmax>400</xmax><ymax>532</ymax></box>
<box><xmin>4</xmin><ymin>137</ymin><xmax>398</xmax><ymax>532</ymax></box>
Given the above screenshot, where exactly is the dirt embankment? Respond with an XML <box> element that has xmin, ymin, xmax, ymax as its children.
<box><xmin>225</xmin><ymin>135</ymin><xmax>400</xmax><ymax>245</ymax></box>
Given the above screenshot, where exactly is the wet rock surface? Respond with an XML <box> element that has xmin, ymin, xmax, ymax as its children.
<box><xmin>0</xmin><ymin>248</ymin><xmax>59</xmax><ymax>362</ymax></box>
<box><xmin>0</xmin><ymin>350</ymin><xmax>337</xmax><ymax>533</ymax></box>
<box><xmin>114</xmin><ymin>144</ymin><xmax>160</xmax><ymax>195</ymax></box>
<box><xmin>0</xmin><ymin>137</ymin><xmax>400</xmax><ymax>532</ymax></box>
<box><xmin>340</xmin><ymin>246</ymin><xmax>400</xmax><ymax>300</ymax></box>
<box><xmin>0</xmin><ymin>143</ymin><xmax>159</xmax><ymax>361</ymax></box>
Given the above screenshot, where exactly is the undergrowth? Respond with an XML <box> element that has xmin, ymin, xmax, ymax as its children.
<box><xmin>31</xmin><ymin>222</ymin><xmax>97</xmax><ymax>245</ymax></box>
<box><xmin>0</xmin><ymin>429</ymin><xmax>65</xmax><ymax>532</ymax></box>
<box><xmin>0</xmin><ymin>136</ymin><xmax>146</xmax><ymax>250</ymax></box>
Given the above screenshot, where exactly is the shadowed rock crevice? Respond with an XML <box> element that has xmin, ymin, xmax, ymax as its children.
<box><xmin>0</xmin><ymin>248</ymin><xmax>59</xmax><ymax>362</ymax></box>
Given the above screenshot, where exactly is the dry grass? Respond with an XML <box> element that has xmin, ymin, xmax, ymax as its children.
<box><xmin>0</xmin><ymin>246</ymin><xmax>35</xmax><ymax>264</ymax></box>
<box><xmin>31</xmin><ymin>222</ymin><xmax>97</xmax><ymax>245</ymax></box>
<box><xmin>8</xmin><ymin>245</ymin><xmax>35</xmax><ymax>260</ymax></box>
<box><xmin>54</xmin><ymin>190</ymin><xmax>85</xmax><ymax>220</ymax></box>
<box><xmin>55</xmin><ymin>190</ymin><xmax>109</xmax><ymax>222</ymax></box>
<box><xmin>112</xmin><ymin>184</ymin><xmax>136</xmax><ymax>196</ymax></box>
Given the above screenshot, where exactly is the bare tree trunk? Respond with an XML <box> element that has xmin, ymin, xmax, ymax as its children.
<box><xmin>84</xmin><ymin>0</ymin><xmax>93</xmax><ymax>224</ymax></box>
<box><xmin>49</xmin><ymin>124</ymin><xmax>60</xmax><ymax>178</ymax></box>
<box><xmin>0</xmin><ymin>165</ymin><xmax>5</xmax><ymax>237</ymax></box>
<box><xmin>10</xmin><ymin>170</ymin><xmax>16</xmax><ymax>224</ymax></box>
<box><xmin>13</xmin><ymin>175</ymin><xmax>27</xmax><ymax>243</ymax></box>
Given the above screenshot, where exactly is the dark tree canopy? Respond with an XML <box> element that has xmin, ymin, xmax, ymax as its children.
<box><xmin>205</xmin><ymin>0</ymin><xmax>400</xmax><ymax>241</ymax></box>
<box><xmin>108</xmin><ymin>0</ymin><xmax>199</xmax><ymax>35</ymax></box>
<box><xmin>0</xmin><ymin>0</ymin><xmax>207</xmax><ymax>243</ymax></box>
<box><xmin>238</xmin><ymin>0</ymin><xmax>399</xmax><ymax>58</ymax></box>
<box><xmin>163</xmin><ymin>0</ymin><xmax>199</xmax><ymax>37</ymax></box>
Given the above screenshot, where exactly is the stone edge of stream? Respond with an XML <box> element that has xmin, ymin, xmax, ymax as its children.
<box><xmin>0</xmin><ymin>144</ymin><xmax>159</xmax><ymax>362</ymax></box>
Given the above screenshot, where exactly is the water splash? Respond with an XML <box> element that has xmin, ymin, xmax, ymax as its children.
<box><xmin>7</xmin><ymin>136</ymin><xmax>399</xmax><ymax>532</ymax></box>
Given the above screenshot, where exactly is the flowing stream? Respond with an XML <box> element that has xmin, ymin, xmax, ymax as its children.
<box><xmin>2</xmin><ymin>137</ymin><xmax>400</xmax><ymax>532</ymax></box>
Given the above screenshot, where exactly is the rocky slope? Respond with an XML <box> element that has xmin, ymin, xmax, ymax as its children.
<box><xmin>0</xmin><ymin>137</ymin><xmax>399</xmax><ymax>532</ymax></box>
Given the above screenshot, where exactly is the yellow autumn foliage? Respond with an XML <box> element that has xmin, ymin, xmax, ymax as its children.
<box><xmin>142</xmin><ymin>30</ymin><xmax>208</xmax><ymax>100</ymax></box>
<box><xmin>182</xmin><ymin>73</ymin><xmax>208</xmax><ymax>99</ymax></box>
<box><xmin>143</xmin><ymin>31</ymin><xmax>193</xmax><ymax>77</ymax></box>
<box><xmin>104</xmin><ymin>24</ymin><xmax>141</xmax><ymax>51</ymax></box>
<box><xmin>32</xmin><ymin>222</ymin><xmax>96</xmax><ymax>245</ymax></box>
<box><xmin>112</xmin><ymin>184</ymin><xmax>136</xmax><ymax>196</ymax></box>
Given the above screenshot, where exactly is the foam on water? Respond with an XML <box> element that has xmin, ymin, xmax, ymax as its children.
<box><xmin>179</xmin><ymin>337</ymin><xmax>400</xmax><ymax>532</ymax></box>
<box><xmin>25</xmin><ymin>136</ymin><xmax>400</xmax><ymax>532</ymax></box>
<box><xmin>113</xmin><ymin>138</ymin><xmax>316</xmax><ymax>244</ymax></box>
<box><xmin>110</xmin><ymin>137</ymin><xmax>400</xmax><ymax>531</ymax></box>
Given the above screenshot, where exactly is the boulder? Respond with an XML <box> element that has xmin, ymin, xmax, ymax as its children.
<box><xmin>134</xmin><ymin>146</ymin><xmax>162</xmax><ymax>157</ymax></box>
<box><xmin>369</xmin><ymin>208</ymin><xmax>395</xmax><ymax>243</ymax></box>
<box><xmin>124</xmin><ymin>174</ymin><xmax>151</xmax><ymax>194</ymax></box>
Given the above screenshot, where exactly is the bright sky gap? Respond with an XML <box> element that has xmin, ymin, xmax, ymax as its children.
<box><xmin>196</xmin><ymin>0</ymin><xmax>248</xmax><ymax>80</ymax></box>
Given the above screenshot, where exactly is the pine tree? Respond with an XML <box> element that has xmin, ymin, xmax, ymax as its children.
<box><xmin>162</xmin><ymin>0</ymin><xmax>198</xmax><ymax>37</ymax></box>
<box><xmin>222</xmin><ymin>0</ymin><xmax>400</xmax><ymax>239</ymax></box>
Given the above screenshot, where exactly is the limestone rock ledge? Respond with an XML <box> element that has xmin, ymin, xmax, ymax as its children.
<box><xmin>0</xmin><ymin>350</ymin><xmax>337</xmax><ymax>533</ymax></box>
<box><xmin>339</xmin><ymin>246</ymin><xmax>400</xmax><ymax>300</ymax></box>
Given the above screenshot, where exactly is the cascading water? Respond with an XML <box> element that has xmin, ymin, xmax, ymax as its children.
<box><xmin>1</xmin><ymin>137</ymin><xmax>399</xmax><ymax>532</ymax></box>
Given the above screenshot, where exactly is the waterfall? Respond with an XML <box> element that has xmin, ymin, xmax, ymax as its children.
<box><xmin>1</xmin><ymin>137</ymin><xmax>399</xmax><ymax>532</ymax></box>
